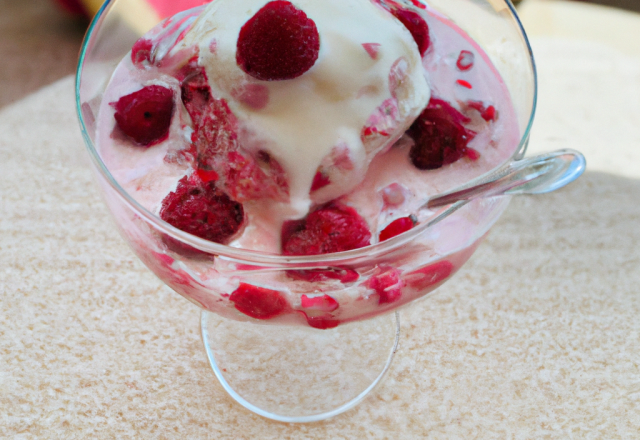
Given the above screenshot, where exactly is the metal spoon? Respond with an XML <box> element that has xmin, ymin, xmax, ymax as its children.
<box><xmin>424</xmin><ymin>148</ymin><xmax>586</xmax><ymax>210</ymax></box>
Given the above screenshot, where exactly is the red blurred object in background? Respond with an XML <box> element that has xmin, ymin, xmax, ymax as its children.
<box><xmin>53</xmin><ymin>0</ymin><xmax>88</xmax><ymax>17</ymax></box>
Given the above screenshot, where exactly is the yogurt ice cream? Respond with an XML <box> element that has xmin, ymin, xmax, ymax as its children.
<box><xmin>95</xmin><ymin>0</ymin><xmax>522</xmax><ymax>327</ymax></box>
<box><xmin>177</xmin><ymin>0</ymin><xmax>430</xmax><ymax>214</ymax></box>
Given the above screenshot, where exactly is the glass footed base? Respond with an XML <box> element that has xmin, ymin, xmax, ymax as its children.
<box><xmin>201</xmin><ymin>310</ymin><xmax>400</xmax><ymax>422</ymax></box>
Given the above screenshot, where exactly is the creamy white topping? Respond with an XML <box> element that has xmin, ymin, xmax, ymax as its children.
<box><xmin>176</xmin><ymin>0</ymin><xmax>430</xmax><ymax>216</ymax></box>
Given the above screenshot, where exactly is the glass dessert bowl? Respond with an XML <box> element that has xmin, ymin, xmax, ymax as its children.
<box><xmin>76</xmin><ymin>0</ymin><xmax>584</xmax><ymax>422</ymax></box>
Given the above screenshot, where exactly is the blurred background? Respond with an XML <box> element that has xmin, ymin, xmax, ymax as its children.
<box><xmin>0</xmin><ymin>0</ymin><xmax>639</xmax><ymax>109</ymax></box>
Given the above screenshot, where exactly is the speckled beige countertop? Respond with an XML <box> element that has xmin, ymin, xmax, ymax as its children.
<box><xmin>1</xmin><ymin>0</ymin><xmax>640</xmax><ymax>438</ymax></box>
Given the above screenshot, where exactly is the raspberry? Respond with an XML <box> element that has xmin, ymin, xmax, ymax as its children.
<box><xmin>456</xmin><ymin>50</ymin><xmax>475</xmax><ymax>71</ymax></box>
<box><xmin>230</xmin><ymin>283</ymin><xmax>288</xmax><ymax>320</ymax></box>
<box><xmin>379</xmin><ymin>216</ymin><xmax>416</xmax><ymax>242</ymax></box>
<box><xmin>304</xmin><ymin>315</ymin><xmax>340</xmax><ymax>330</ymax></box>
<box><xmin>180</xmin><ymin>64</ymin><xmax>289</xmax><ymax>201</ymax></box>
<box><xmin>159</xmin><ymin>175</ymin><xmax>244</xmax><ymax>245</ymax></box>
<box><xmin>405</xmin><ymin>260</ymin><xmax>454</xmax><ymax>290</ymax></box>
<box><xmin>300</xmin><ymin>294</ymin><xmax>339</xmax><ymax>312</ymax></box>
<box><xmin>466</xmin><ymin>100</ymin><xmax>497</xmax><ymax>122</ymax></box>
<box><xmin>236</xmin><ymin>0</ymin><xmax>320</xmax><ymax>81</ymax></box>
<box><xmin>407</xmin><ymin>98</ymin><xmax>477</xmax><ymax>170</ymax></box>
<box><xmin>281</xmin><ymin>203</ymin><xmax>371</xmax><ymax>256</ymax></box>
<box><xmin>366</xmin><ymin>266</ymin><xmax>404</xmax><ymax>304</ymax></box>
<box><xmin>287</xmin><ymin>268</ymin><xmax>359</xmax><ymax>283</ymax></box>
<box><xmin>391</xmin><ymin>8</ymin><xmax>430</xmax><ymax>56</ymax></box>
<box><xmin>112</xmin><ymin>85</ymin><xmax>175</xmax><ymax>147</ymax></box>
<box><xmin>223</xmin><ymin>150</ymin><xmax>290</xmax><ymax>202</ymax></box>
<box><xmin>131</xmin><ymin>38</ymin><xmax>153</xmax><ymax>66</ymax></box>
<box><xmin>181</xmin><ymin>66</ymin><xmax>238</xmax><ymax>163</ymax></box>
<box><xmin>310</xmin><ymin>171</ymin><xmax>331</xmax><ymax>192</ymax></box>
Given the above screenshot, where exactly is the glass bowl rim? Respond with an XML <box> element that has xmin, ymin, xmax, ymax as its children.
<box><xmin>75</xmin><ymin>0</ymin><xmax>537</xmax><ymax>266</ymax></box>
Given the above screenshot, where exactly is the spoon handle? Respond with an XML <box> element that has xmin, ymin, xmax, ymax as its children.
<box><xmin>426</xmin><ymin>149</ymin><xmax>586</xmax><ymax>209</ymax></box>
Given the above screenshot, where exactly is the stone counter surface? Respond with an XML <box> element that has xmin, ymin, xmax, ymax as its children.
<box><xmin>1</xmin><ymin>0</ymin><xmax>639</xmax><ymax>438</ymax></box>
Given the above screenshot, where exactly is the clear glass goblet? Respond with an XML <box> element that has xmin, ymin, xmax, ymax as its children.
<box><xmin>76</xmin><ymin>0</ymin><xmax>573</xmax><ymax>422</ymax></box>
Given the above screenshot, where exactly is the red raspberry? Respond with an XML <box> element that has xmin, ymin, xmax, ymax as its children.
<box><xmin>405</xmin><ymin>260</ymin><xmax>454</xmax><ymax>290</ymax></box>
<box><xmin>181</xmin><ymin>66</ymin><xmax>238</xmax><ymax>162</ymax></box>
<box><xmin>310</xmin><ymin>171</ymin><xmax>331</xmax><ymax>192</ymax></box>
<box><xmin>181</xmin><ymin>65</ymin><xmax>289</xmax><ymax>202</ymax></box>
<box><xmin>366</xmin><ymin>266</ymin><xmax>404</xmax><ymax>304</ymax></box>
<box><xmin>300</xmin><ymin>294</ymin><xmax>339</xmax><ymax>312</ymax></box>
<box><xmin>159</xmin><ymin>175</ymin><xmax>244</xmax><ymax>245</ymax></box>
<box><xmin>407</xmin><ymin>98</ymin><xmax>477</xmax><ymax>170</ymax></box>
<box><xmin>230</xmin><ymin>283</ymin><xmax>288</xmax><ymax>319</ymax></box>
<box><xmin>112</xmin><ymin>85</ymin><xmax>175</xmax><ymax>147</ymax></box>
<box><xmin>391</xmin><ymin>8</ymin><xmax>430</xmax><ymax>56</ymax></box>
<box><xmin>281</xmin><ymin>203</ymin><xmax>371</xmax><ymax>256</ymax></box>
<box><xmin>236</xmin><ymin>0</ymin><xmax>320</xmax><ymax>81</ymax></box>
<box><xmin>223</xmin><ymin>150</ymin><xmax>289</xmax><ymax>202</ymax></box>
<box><xmin>304</xmin><ymin>315</ymin><xmax>340</xmax><ymax>330</ymax></box>
<box><xmin>456</xmin><ymin>50</ymin><xmax>475</xmax><ymax>71</ymax></box>
<box><xmin>131</xmin><ymin>38</ymin><xmax>154</xmax><ymax>66</ymax></box>
<box><xmin>379</xmin><ymin>216</ymin><xmax>416</xmax><ymax>242</ymax></box>
<box><xmin>466</xmin><ymin>100</ymin><xmax>497</xmax><ymax>122</ymax></box>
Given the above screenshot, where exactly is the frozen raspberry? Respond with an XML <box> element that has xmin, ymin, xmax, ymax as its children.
<box><xmin>224</xmin><ymin>150</ymin><xmax>289</xmax><ymax>202</ymax></box>
<box><xmin>301</xmin><ymin>294</ymin><xmax>339</xmax><ymax>312</ymax></box>
<box><xmin>304</xmin><ymin>315</ymin><xmax>340</xmax><ymax>330</ymax></box>
<box><xmin>236</xmin><ymin>0</ymin><xmax>320</xmax><ymax>81</ymax></box>
<box><xmin>159</xmin><ymin>175</ymin><xmax>244</xmax><ymax>245</ymax></box>
<box><xmin>181</xmin><ymin>65</ymin><xmax>289</xmax><ymax>201</ymax></box>
<box><xmin>310</xmin><ymin>171</ymin><xmax>331</xmax><ymax>192</ymax></box>
<box><xmin>287</xmin><ymin>268</ymin><xmax>359</xmax><ymax>283</ymax></box>
<box><xmin>230</xmin><ymin>283</ymin><xmax>288</xmax><ymax>320</ymax></box>
<box><xmin>181</xmin><ymin>66</ymin><xmax>238</xmax><ymax>161</ymax></box>
<box><xmin>366</xmin><ymin>266</ymin><xmax>404</xmax><ymax>304</ymax></box>
<box><xmin>456</xmin><ymin>50</ymin><xmax>475</xmax><ymax>71</ymax></box>
<box><xmin>391</xmin><ymin>8</ymin><xmax>430</xmax><ymax>56</ymax></box>
<box><xmin>194</xmin><ymin>168</ymin><xmax>219</xmax><ymax>183</ymax></box>
<box><xmin>131</xmin><ymin>38</ymin><xmax>153</xmax><ymax>66</ymax></box>
<box><xmin>112</xmin><ymin>85</ymin><xmax>175</xmax><ymax>147</ymax></box>
<box><xmin>405</xmin><ymin>260</ymin><xmax>454</xmax><ymax>290</ymax></box>
<box><xmin>466</xmin><ymin>100</ymin><xmax>497</xmax><ymax>122</ymax></box>
<box><xmin>281</xmin><ymin>203</ymin><xmax>371</xmax><ymax>256</ymax></box>
<box><xmin>407</xmin><ymin>98</ymin><xmax>477</xmax><ymax>170</ymax></box>
<box><xmin>379</xmin><ymin>216</ymin><xmax>416</xmax><ymax>242</ymax></box>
